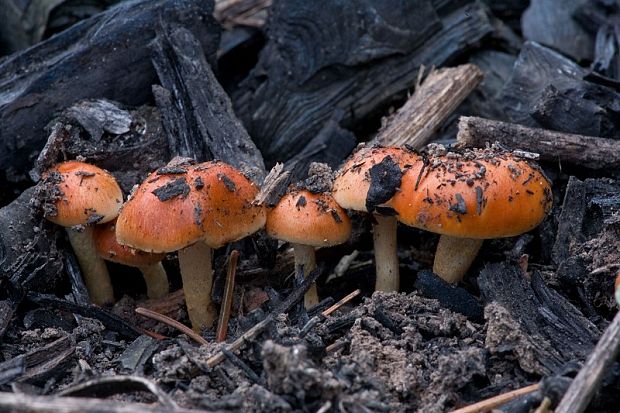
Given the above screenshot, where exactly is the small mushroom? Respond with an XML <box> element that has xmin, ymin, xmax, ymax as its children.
<box><xmin>266</xmin><ymin>188</ymin><xmax>352</xmax><ymax>308</ymax></box>
<box><xmin>390</xmin><ymin>148</ymin><xmax>553</xmax><ymax>284</ymax></box>
<box><xmin>93</xmin><ymin>220</ymin><xmax>168</xmax><ymax>299</ymax></box>
<box><xmin>42</xmin><ymin>161</ymin><xmax>123</xmax><ymax>305</ymax></box>
<box><xmin>333</xmin><ymin>145</ymin><xmax>419</xmax><ymax>292</ymax></box>
<box><xmin>116</xmin><ymin>159</ymin><xmax>265</xmax><ymax>331</ymax></box>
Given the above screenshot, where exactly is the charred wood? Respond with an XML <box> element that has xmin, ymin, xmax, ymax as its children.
<box><xmin>479</xmin><ymin>262</ymin><xmax>600</xmax><ymax>374</ymax></box>
<box><xmin>151</xmin><ymin>25</ymin><xmax>265</xmax><ymax>184</ymax></box>
<box><xmin>456</xmin><ymin>116</ymin><xmax>620</xmax><ymax>170</ymax></box>
<box><xmin>234</xmin><ymin>0</ymin><xmax>493</xmax><ymax>165</ymax></box>
<box><xmin>0</xmin><ymin>0</ymin><xmax>220</xmax><ymax>189</ymax></box>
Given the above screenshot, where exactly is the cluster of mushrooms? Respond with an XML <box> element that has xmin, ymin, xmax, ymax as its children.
<box><xmin>41</xmin><ymin>145</ymin><xmax>553</xmax><ymax>332</ymax></box>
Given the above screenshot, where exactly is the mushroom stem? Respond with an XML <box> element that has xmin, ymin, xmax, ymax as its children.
<box><xmin>178</xmin><ymin>241</ymin><xmax>217</xmax><ymax>332</ymax></box>
<box><xmin>139</xmin><ymin>262</ymin><xmax>169</xmax><ymax>299</ymax></box>
<box><xmin>433</xmin><ymin>235</ymin><xmax>483</xmax><ymax>284</ymax></box>
<box><xmin>291</xmin><ymin>243</ymin><xmax>319</xmax><ymax>308</ymax></box>
<box><xmin>66</xmin><ymin>227</ymin><xmax>114</xmax><ymax>306</ymax></box>
<box><xmin>372</xmin><ymin>214</ymin><xmax>400</xmax><ymax>292</ymax></box>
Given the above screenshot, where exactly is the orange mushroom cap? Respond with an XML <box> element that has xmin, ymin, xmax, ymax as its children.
<box><xmin>192</xmin><ymin>161</ymin><xmax>266</xmax><ymax>248</ymax></box>
<box><xmin>116</xmin><ymin>160</ymin><xmax>265</xmax><ymax>253</ymax></box>
<box><xmin>43</xmin><ymin>161</ymin><xmax>123</xmax><ymax>227</ymax></box>
<box><xmin>266</xmin><ymin>189</ymin><xmax>352</xmax><ymax>246</ymax></box>
<box><xmin>333</xmin><ymin>145</ymin><xmax>419</xmax><ymax>212</ymax></box>
<box><xmin>389</xmin><ymin>149</ymin><xmax>553</xmax><ymax>239</ymax></box>
<box><xmin>94</xmin><ymin>221</ymin><xmax>165</xmax><ymax>267</ymax></box>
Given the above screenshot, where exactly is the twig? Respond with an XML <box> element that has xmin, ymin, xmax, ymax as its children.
<box><xmin>135</xmin><ymin>307</ymin><xmax>208</xmax><ymax>346</ymax></box>
<box><xmin>374</xmin><ymin>64</ymin><xmax>483</xmax><ymax>148</ymax></box>
<box><xmin>456</xmin><ymin>116</ymin><xmax>620</xmax><ymax>169</ymax></box>
<box><xmin>206</xmin><ymin>266</ymin><xmax>323</xmax><ymax>368</ymax></box>
<box><xmin>301</xmin><ymin>289</ymin><xmax>361</xmax><ymax>338</ymax></box>
<box><xmin>0</xmin><ymin>392</ymin><xmax>222</xmax><ymax>413</ymax></box>
<box><xmin>56</xmin><ymin>376</ymin><xmax>177</xmax><ymax>408</ymax></box>
<box><xmin>322</xmin><ymin>289</ymin><xmax>361</xmax><ymax>317</ymax></box>
<box><xmin>449</xmin><ymin>383</ymin><xmax>540</xmax><ymax>413</ymax></box>
<box><xmin>216</xmin><ymin>250</ymin><xmax>239</xmax><ymax>342</ymax></box>
<box><xmin>555</xmin><ymin>310</ymin><xmax>620</xmax><ymax>413</ymax></box>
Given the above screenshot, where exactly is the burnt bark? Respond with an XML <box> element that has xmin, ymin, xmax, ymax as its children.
<box><xmin>151</xmin><ymin>25</ymin><xmax>265</xmax><ymax>183</ymax></box>
<box><xmin>0</xmin><ymin>0</ymin><xmax>220</xmax><ymax>188</ymax></box>
<box><xmin>234</xmin><ymin>0</ymin><xmax>493</xmax><ymax>165</ymax></box>
<box><xmin>479</xmin><ymin>262</ymin><xmax>600</xmax><ymax>374</ymax></box>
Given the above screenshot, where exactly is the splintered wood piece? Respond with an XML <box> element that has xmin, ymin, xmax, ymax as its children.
<box><xmin>374</xmin><ymin>64</ymin><xmax>484</xmax><ymax>148</ymax></box>
<box><xmin>449</xmin><ymin>383</ymin><xmax>540</xmax><ymax>413</ymax></box>
<box><xmin>555</xmin><ymin>310</ymin><xmax>620</xmax><ymax>413</ymax></box>
<box><xmin>254</xmin><ymin>163</ymin><xmax>291</xmax><ymax>207</ymax></box>
<box><xmin>216</xmin><ymin>250</ymin><xmax>239</xmax><ymax>342</ymax></box>
<box><xmin>457</xmin><ymin>116</ymin><xmax>620</xmax><ymax>169</ymax></box>
<box><xmin>135</xmin><ymin>307</ymin><xmax>208</xmax><ymax>346</ymax></box>
<box><xmin>214</xmin><ymin>0</ymin><xmax>272</xmax><ymax>29</ymax></box>
<box><xmin>150</xmin><ymin>24</ymin><xmax>266</xmax><ymax>184</ymax></box>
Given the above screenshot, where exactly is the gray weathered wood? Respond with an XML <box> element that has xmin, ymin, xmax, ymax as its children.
<box><xmin>375</xmin><ymin>64</ymin><xmax>483</xmax><ymax>148</ymax></box>
<box><xmin>456</xmin><ymin>116</ymin><xmax>620</xmax><ymax>169</ymax></box>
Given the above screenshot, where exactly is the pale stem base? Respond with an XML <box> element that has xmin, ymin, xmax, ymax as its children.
<box><xmin>292</xmin><ymin>243</ymin><xmax>319</xmax><ymax>309</ymax></box>
<box><xmin>178</xmin><ymin>242</ymin><xmax>217</xmax><ymax>332</ymax></box>
<box><xmin>433</xmin><ymin>235</ymin><xmax>483</xmax><ymax>284</ymax></box>
<box><xmin>372</xmin><ymin>214</ymin><xmax>399</xmax><ymax>292</ymax></box>
<box><xmin>67</xmin><ymin>227</ymin><xmax>115</xmax><ymax>306</ymax></box>
<box><xmin>139</xmin><ymin>262</ymin><xmax>169</xmax><ymax>299</ymax></box>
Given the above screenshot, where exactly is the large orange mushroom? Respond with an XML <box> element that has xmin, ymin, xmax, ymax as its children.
<box><xmin>390</xmin><ymin>147</ymin><xmax>553</xmax><ymax>283</ymax></box>
<box><xmin>116</xmin><ymin>159</ymin><xmax>265</xmax><ymax>331</ymax></box>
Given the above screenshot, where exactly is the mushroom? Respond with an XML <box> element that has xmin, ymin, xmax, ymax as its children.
<box><xmin>332</xmin><ymin>145</ymin><xmax>419</xmax><ymax>292</ymax></box>
<box><xmin>266</xmin><ymin>188</ymin><xmax>352</xmax><ymax>308</ymax></box>
<box><xmin>42</xmin><ymin>161</ymin><xmax>123</xmax><ymax>305</ymax></box>
<box><xmin>116</xmin><ymin>159</ymin><xmax>265</xmax><ymax>331</ymax></box>
<box><xmin>93</xmin><ymin>220</ymin><xmax>169</xmax><ymax>299</ymax></box>
<box><xmin>389</xmin><ymin>147</ymin><xmax>553</xmax><ymax>284</ymax></box>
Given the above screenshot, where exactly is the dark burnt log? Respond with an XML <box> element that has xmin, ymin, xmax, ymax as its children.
<box><xmin>32</xmin><ymin>100</ymin><xmax>169</xmax><ymax>194</ymax></box>
<box><xmin>521</xmin><ymin>0</ymin><xmax>594</xmax><ymax>62</ymax></box>
<box><xmin>234</xmin><ymin>0</ymin><xmax>493</xmax><ymax>166</ymax></box>
<box><xmin>456</xmin><ymin>116</ymin><xmax>620</xmax><ymax>170</ymax></box>
<box><xmin>0</xmin><ymin>336</ymin><xmax>74</xmax><ymax>386</ymax></box>
<box><xmin>499</xmin><ymin>41</ymin><xmax>620</xmax><ymax>138</ymax></box>
<box><xmin>151</xmin><ymin>26</ymin><xmax>266</xmax><ymax>184</ymax></box>
<box><xmin>553</xmin><ymin>177</ymin><xmax>620</xmax><ymax>313</ymax></box>
<box><xmin>479</xmin><ymin>262</ymin><xmax>600</xmax><ymax>374</ymax></box>
<box><xmin>0</xmin><ymin>0</ymin><xmax>220</xmax><ymax>191</ymax></box>
<box><xmin>0</xmin><ymin>187</ymin><xmax>63</xmax><ymax>292</ymax></box>
<box><xmin>284</xmin><ymin>112</ymin><xmax>356</xmax><ymax>182</ymax></box>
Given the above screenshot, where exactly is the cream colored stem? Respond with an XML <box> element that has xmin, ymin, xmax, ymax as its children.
<box><xmin>139</xmin><ymin>262</ymin><xmax>169</xmax><ymax>299</ymax></box>
<box><xmin>292</xmin><ymin>243</ymin><xmax>319</xmax><ymax>308</ymax></box>
<box><xmin>66</xmin><ymin>227</ymin><xmax>114</xmax><ymax>306</ymax></box>
<box><xmin>433</xmin><ymin>235</ymin><xmax>483</xmax><ymax>284</ymax></box>
<box><xmin>178</xmin><ymin>242</ymin><xmax>217</xmax><ymax>332</ymax></box>
<box><xmin>372</xmin><ymin>214</ymin><xmax>399</xmax><ymax>292</ymax></box>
